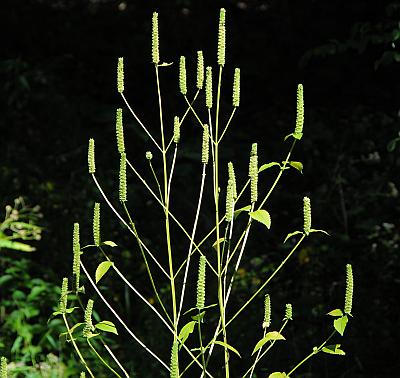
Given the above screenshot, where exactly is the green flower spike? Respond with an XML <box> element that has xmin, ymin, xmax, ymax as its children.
<box><xmin>205</xmin><ymin>66</ymin><xmax>213</xmax><ymax>109</ymax></box>
<box><xmin>225</xmin><ymin>179</ymin><xmax>235</xmax><ymax>222</ymax></box>
<box><xmin>88</xmin><ymin>138</ymin><xmax>95</xmax><ymax>174</ymax></box>
<box><xmin>217</xmin><ymin>9</ymin><xmax>226</xmax><ymax>66</ymax></box>
<box><xmin>1</xmin><ymin>356</ymin><xmax>7</xmax><ymax>378</ymax></box>
<box><xmin>294</xmin><ymin>83</ymin><xmax>304</xmax><ymax>135</ymax></box>
<box><xmin>116</xmin><ymin>108</ymin><xmax>125</xmax><ymax>154</ymax></box>
<box><xmin>83</xmin><ymin>299</ymin><xmax>94</xmax><ymax>338</ymax></box>
<box><xmin>249</xmin><ymin>143</ymin><xmax>258</xmax><ymax>203</ymax></box>
<box><xmin>173</xmin><ymin>116</ymin><xmax>180</xmax><ymax>144</ymax></box>
<box><xmin>232</xmin><ymin>68</ymin><xmax>240</xmax><ymax>107</ymax></box>
<box><xmin>152</xmin><ymin>12</ymin><xmax>160</xmax><ymax>65</ymax></box>
<box><xmin>59</xmin><ymin>277</ymin><xmax>68</xmax><ymax>313</ymax></box>
<box><xmin>179</xmin><ymin>56</ymin><xmax>187</xmax><ymax>96</ymax></box>
<box><xmin>262</xmin><ymin>294</ymin><xmax>271</xmax><ymax>329</ymax></box>
<box><xmin>344</xmin><ymin>264</ymin><xmax>353</xmax><ymax>315</ymax></box>
<box><xmin>196</xmin><ymin>255</ymin><xmax>206</xmax><ymax>310</ymax></box>
<box><xmin>303</xmin><ymin>196</ymin><xmax>311</xmax><ymax>235</ymax></box>
<box><xmin>72</xmin><ymin>223</ymin><xmax>81</xmax><ymax>290</ymax></box>
<box><xmin>228</xmin><ymin>162</ymin><xmax>237</xmax><ymax>199</ymax></box>
<box><xmin>196</xmin><ymin>51</ymin><xmax>204</xmax><ymax>89</ymax></box>
<box><xmin>284</xmin><ymin>303</ymin><xmax>293</xmax><ymax>321</ymax></box>
<box><xmin>170</xmin><ymin>340</ymin><xmax>179</xmax><ymax>378</ymax></box>
<box><xmin>201</xmin><ymin>125</ymin><xmax>210</xmax><ymax>164</ymax></box>
<box><xmin>119</xmin><ymin>152</ymin><xmax>127</xmax><ymax>202</ymax></box>
<box><xmin>93</xmin><ymin>203</ymin><xmax>100</xmax><ymax>246</ymax></box>
<box><xmin>146</xmin><ymin>151</ymin><xmax>153</xmax><ymax>161</ymax></box>
<box><xmin>117</xmin><ymin>57</ymin><xmax>124</xmax><ymax>94</ymax></box>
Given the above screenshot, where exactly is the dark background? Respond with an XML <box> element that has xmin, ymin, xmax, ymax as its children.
<box><xmin>1</xmin><ymin>0</ymin><xmax>400</xmax><ymax>377</ymax></box>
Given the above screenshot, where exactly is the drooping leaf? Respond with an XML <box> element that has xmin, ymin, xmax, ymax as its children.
<box><xmin>233</xmin><ymin>205</ymin><xmax>252</xmax><ymax>219</ymax></box>
<box><xmin>309</xmin><ymin>229</ymin><xmax>330</xmax><ymax>236</ymax></box>
<box><xmin>249</xmin><ymin>209</ymin><xmax>271</xmax><ymax>229</ymax></box>
<box><xmin>191</xmin><ymin>311</ymin><xmax>205</xmax><ymax>322</ymax></box>
<box><xmin>258</xmin><ymin>162</ymin><xmax>281</xmax><ymax>173</ymax></box>
<box><xmin>327</xmin><ymin>309</ymin><xmax>343</xmax><ymax>317</ymax></box>
<box><xmin>102</xmin><ymin>241</ymin><xmax>118</xmax><ymax>247</ymax></box>
<box><xmin>0</xmin><ymin>239</ymin><xmax>35</xmax><ymax>252</ymax></box>
<box><xmin>268</xmin><ymin>373</ymin><xmax>287</xmax><ymax>378</ymax></box>
<box><xmin>322</xmin><ymin>344</ymin><xmax>346</xmax><ymax>355</ymax></box>
<box><xmin>212</xmin><ymin>340</ymin><xmax>241</xmax><ymax>358</ymax></box>
<box><xmin>95</xmin><ymin>261</ymin><xmax>114</xmax><ymax>283</ymax></box>
<box><xmin>178</xmin><ymin>321</ymin><xmax>196</xmax><ymax>346</ymax></box>
<box><xmin>212</xmin><ymin>237</ymin><xmax>225</xmax><ymax>250</ymax></box>
<box><xmin>283</xmin><ymin>230</ymin><xmax>303</xmax><ymax>243</ymax></box>
<box><xmin>334</xmin><ymin>315</ymin><xmax>348</xmax><ymax>336</ymax></box>
<box><xmin>288</xmin><ymin>161</ymin><xmax>303</xmax><ymax>173</ymax></box>
<box><xmin>252</xmin><ymin>331</ymin><xmax>286</xmax><ymax>355</ymax></box>
<box><xmin>69</xmin><ymin>322</ymin><xmax>84</xmax><ymax>334</ymax></box>
<box><xmin>95</xmin><ymin>320</ymin><xmax>118</xmax><ymax>335</ymax></box>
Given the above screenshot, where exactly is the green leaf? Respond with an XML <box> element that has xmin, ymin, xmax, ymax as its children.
<box><xmin>102</xmin><ymin>241</ymin><xmax>118</xmax><ymax>247</ymax></box>
<box><xmin>191</xmin><ymin>311</ymin><xmax>205</xmax><ymax>322</ymax></box>
<box><xmin>158</xmin><ymin>62</ymin><xmax>174</xmax><ymax>67</ymax></box>
<box><xmin>268</xmin><ymin>373</ymin><xmax>288</xmax><ymax>378</ymax></box>
<box><xmin>95</xmin><ymin>320</ymin><xmax>118</xmax><ymax>335</ymax></box>
<box><xmin>69</xmin><ymin>322</ymin><xmax>84</xmax><ymax>334</ymax></box>
<box><xmin>249</xmin><ymin>209</ymin><xmax>271</xmax><ymax>229</ymax></box>
<box><xmin>95</xmin><ymin>261</ymin><xmax>114</xmax><ymax>283</ymax></box>
<box><xmin>334</xmin><ymin>315</ymin><xmax>348</xmax><ymax>336</ymax></box>
<box><xmin>212</xmin><ymin>340</ymin><xmax>241</xmax><ymax>358</ymax></box>
<box><xmin>327</xmin><ymin>309</ymin><xmax>343</xmax><ymax>317</ymax></box>
<box><xmin>284</xmin><ymin>132</ymin><xmax>303</xmax><ymax>141</ymax></box>
<box><xmin>65</xmin><ymin>307</ymin><xmax>78</xmax><ymax>314</ymax></box>
<box><xmin>322</xmin><ymin>344</ymin><xmax>346</xmax><ymax>355</ymax></box>
<box><xmin>252</xmin><ymin>331</ymin><xmax>286</xmax><ymax>355</ymax></box>
<box><xmin>309</xmin><ymin>229</ymin><xmax>330</xmax><ymax>236</ymax></box>
<box><xmin>183</xmin><ymin>303</ymin><xmax>217</xmax><ymax>316</ymax></box>
<box><xmin>233</xmin><ymin>205</ymin><xmax>252</xmax><ymax>219</ymax></box>
<box><xmin>0</xmin><ymin>239</ymin><xmax>35</xmax><ymax>252</ymax></box>
<box><xmin>288</xmin><ymin>161</ymin><xmax>303</xmax><ymax>173</ymax></box>
<box><xmin>178</xmin><ymin>321</ymin><xmax>196</xmax><ymax>346</ymax></box>
<box><xmin>212</xmin><ymin>238</ymin><xmax>225</xmax><ymax>251</ymax></box>
<box><xmin>283</xmin><ymin>230</ymin><xmax>303</xmax><ymax>243</ymax></box>
<box><xmin>259</xmin><ymin>162</ymin><xmax>281</xmax><ymax>173</ymax></box>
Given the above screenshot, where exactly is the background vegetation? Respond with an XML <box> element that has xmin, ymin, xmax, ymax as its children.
<box><xmin>1</xmin><ymin>0</ymin><xmax>399</xmax><ymax>376</ymax></box>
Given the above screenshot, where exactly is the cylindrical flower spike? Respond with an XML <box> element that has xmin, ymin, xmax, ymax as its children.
<box><xmin>117</xmin><ymin>57</ymin><xmax>124</xmax><ymax>94</ymax></box>
<box><xmin>228</xmin><ymin>162</ymin><xmax>237</xmax><ymax>199</ymax></box>
<box><xmin>72</xmin><ymin>223</ymin><xmax>81</xmax><ymax>291</ymax></box>
<box><xmin>217</xmin><ymin>24</ymin><xmax>226</xmax><ymax>66</ymax></box>
<box><xmin>119</xmin><ymin>153</ymin><xmax>127</xmax><ymax>202</ymax></box>
<box><xmin>284</xmin><ymin>303</ymin><xmax>293</xmax><ymax>321</ymax></box>
<box><xmin>294</xmin><ymin>84</ymin><xmax>304</xmax><ymax>135</ymax></box>
<box><xmin>249</xmin><ymin>143</ymin><xmax>258</xmax><ymax>203</ymax></box>
<box><xmin>205</xmin><ymin>66</ymin><xmax>213</xmax><ymax>109</ymax></box>
<box><xmin>116</xmin><ymin>108</ymin><xmax>125</xmax><ymax>154</ymax></box>
<box><xmin>93</xmin><ymin>203</ymin><xmax>100</xmax><ymax>246</ymax></box>
<box><xmin>179</xmin><ymin>56</ymin><xmax>187</xmax><ymax>96</ymax></box>
<box><xmin>146</xmin><ymin>151</ymin><xmax>153</xmax><ymax>161</ymax></box>
<box><xmin>201</xmin><ymin>125</ymin><xmax>210</xmax><ymax>164</ymax></box>
<box><xmin>262</xmin><ymin>294</ymin><xmax>271</xmax><ymax>329</ymax></box>
<box><xmin>88</xmin><ymin>138</ymin><xmax>95</xmax><ymax>174</ymax></box>
<box><xmin>169</xmin><ymin>340</ymin><xmax>179</xmax><ymax>378</ymax></box>
<box><xmin>173</xmin><ymin>116</ymin><xmax>180</xmax><ymax>144</ymax></box>
<box><xmin>152</xmin><ymin>12</ymin><xmax>160</xmax><ymax>65</ymax></box>
<box><xmin>59</xmin><ymin>277</ymin><xmax>68</xmax><ymax>313</ymax></box>
<box><xmin>303</xmin><ymin>196</ymin><xmax>311</xmax><ymax>235</ymax></box>
<box><xmin>1</xmin><ymin>356</ymin><xmax>7</xmax><ymax>378</ymax></box>
<box><xmin>232</xmin><ymin>68</ymin><xmax>240</xmax><ymax>107</ymax></box>
<box><xmin>196</xmin><ymin>51</ymin><xmax>204</xmax><ymax>89</ymax></box>
<box><xmin>219</xmin><ymin>8</ymin><xmax>226</xmax><ymax>26</ymax></box>
<box><xmin>83</xmin><ymin>299</ymin><xmax>94</xmax><ymax>338</ymax></box>
<box><xmin>196</xmin><ymin>255</ymin><xmax>206</xmax><ymax>310</ymax></box>
<box><xmin>225</xmin><ymin>179</ymin><xmax>235</xmax><ymax>222</ymax></box>
<box><xmin>344</xmin><ymin>264</ymin><xmax>353</xmax><ymax>315</ymax></box>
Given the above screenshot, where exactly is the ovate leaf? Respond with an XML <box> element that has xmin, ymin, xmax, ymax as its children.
<box><xmin>252</xmin><ymin>331</ymin><xmax>285</xmax><ymax>355</ymax></box>
<box><xmin>322</xmin><ymin>344</ymin><xmax>346</xmax><ymax>355</ymax></box>
<box><xmin>334</xmin><ymin>315</ymin><xmax>348</xmax><ymax>336</ymax></box>
<box><xmin>191</xmin><ymin>311</ymin><xmax>205</xmax><ymax>322</ymax></box>
<box><xmin>95</xmin><ymin>261</ymin><xmax>114</xmax><ymax>283</ymax></box>
<box><xmin>327</xmin><ymin>309</ymin><xmax>343</xmax><ymax>317</ymax></box>
<box><xmin>178</xmin><ymin>321</ymin><xmax>196</xmax><ymax>346</ymax></box>
<box><xmin>212</xmin><ymin>340</ymin><xmax>241</xmax><ymax>358</ymax></box>
<box><xmin>288</xmin><ymin>161</ymin><xmax>303</xmax><ymax>173</ymax></box>
<box><xmin>95</xmin><ymin>320</ymin><xmax>118</xmax><ymax>335</ymax></box>
<box><xmin>259</xmin><ymin>162</ymin><xmax>281</xmax><ymax>173</ymax></box>
<box><xmin>102</xmin><ymin>241</ymin><xmax>118</xmax><ymax>247</ymax></box>
<box><xmin>249</xmin><ymin>209</ymin><xmax>271</xmax><ymax>229</ymax></box>
<box><xmin>268</xmin><ymin>373</ymin><xmax>288</xmax><ymax>378</ymax></box>
<box><xmin>283</xmin><ymin>230</ymin><xmax>303</xmax><ymax>243</ymax></box>
<box><xmin>212</xmin><ymin>238</ymin><xmax>225</xmax><ymax>251</ymax></box>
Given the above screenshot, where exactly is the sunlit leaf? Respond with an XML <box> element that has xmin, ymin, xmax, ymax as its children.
<box><xmin>288</xmin><ymin>161</ymin><xmax>303</xmax><ymax>173</ymax></box>
<box><xmin>322</xmin><ymin>344</ymin><xmax>346</xmax><ymax>355</ymax></box>
<box><xmin>102</xmin><ymin>241</ymin><xmax>118</xmax><ymax>247</ymax></box>
<box><xmin>268</xmin><ymin>373</ymin><xmax>288</xmax><ymax>378</ymax></box>
<box><xmin>178</xmin><ymin>321</ymin><xmax>196</xmax><ymax>347</ymax></box>
<box><xmin>249</xmin><ymin>209</ymin><xmax>271</xmax><ymax>229</ymax></box>
<box><xmin>283</xmin><ymin>230</ymin><xmax>303</xmax><ymax>243</ymax></box>
<box><xmin>252</xmin><ymin>332</ymin><xmax>286</xmax><ymax>355</ymax></box>
<box><xmin>95</xmin><ymin>261</ymin><xmax>114</xmax><ymax>283</ymax></box>
<box><xmin>212</xmin><ymin>340</ymin><xmax>241</xmax><ymax>358</ymax></box>
<box><xmin>212</xmin><ymin>238</ymin><xmax>225</xmax><ymax>251</ymax></box>
<box><xmin>233</xmin><ymin>205</ymin><xmax>252</xmax><ymax>219</ymax></box>
<box><xmin>334</xmin><ymin>315</ymin><xmax>348</xmax><ymax>336</ymax></box>
<box><xmin>95</xmin><ymin>320</ymin><xmax>118</xmax><ymax>335</ymax></box>
<box><xmin>259</xmin><ymin>162</ymin><xmax>281</xmax><ymax>173</ymax></box>
<box><xmin>327</xmin><ymin>309</ymin><xmax>343</xmax><ymax>317</ymax></box>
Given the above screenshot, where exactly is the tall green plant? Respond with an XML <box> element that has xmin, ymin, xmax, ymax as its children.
<box><xmin>53</xmin><ymin>9</ymin><xmax>355</xmax><ymax>378</ymax></box>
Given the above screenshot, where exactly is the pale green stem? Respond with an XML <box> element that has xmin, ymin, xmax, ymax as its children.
<box><xmin>121</xmin><ymin>93</ymin><xmax>162</xmax><ymax>152</ymax></box>
<box><xmin>218</xmin><ymin>108</ymin><xmax>236</xmax><ymax>143</ymax></box>
<box><xmin>197</xmin><ymin>310</ymin><xmax>207</xmax><ymax>377</ymax></box>
<box><xmin>167</xmin><ymin>145</ymin><xmax>178</xmax><ymax>204</ymax></box>
<box><xmin>184</xmin><ymin>95</ymin><xmax>206</xmax><ymax>130</ymax></box>
<box><xmin>87</xmin><ymin>338</ymin><xmax>122</xmax><ymax>378</ymax></box>
<box><xmin>149</xmin><ymin>160</ymin><xmax>164</xmax><ymax>203</ymax></box>
<box><xmin>101</xmin><ymin>342</ymin><xmax>130</xmax><ymax>378</ymax></box>
<box><xmin>248</xmin><ymin>328</ymin><xmax>266</xmax><ymax>378</ymax></box>
<box><xmin>62</xmin><ymin>314</ymin><xmax>95</xmax><ymax>378</ymax></box>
